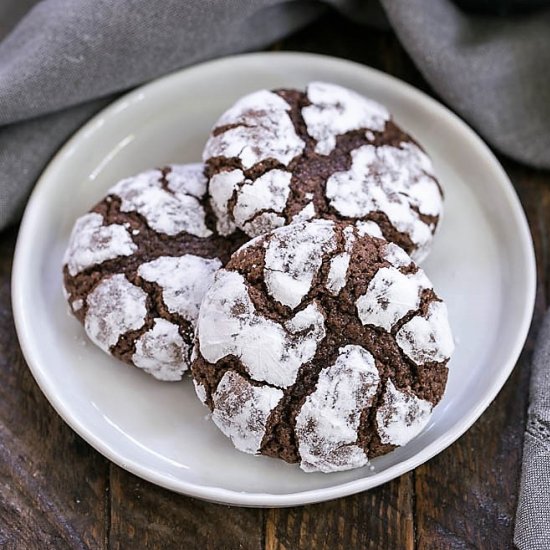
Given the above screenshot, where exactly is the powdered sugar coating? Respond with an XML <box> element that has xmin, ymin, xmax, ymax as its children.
<box><xmin>203</xmin><ymin>90</ymin><xmax>305</xmax><ymax>169</ymax></box>
<box><xmin>326</xmin><ymin>254</ymin><xmax>350</xmax><ymax>296</ymax></box>
<box><xmin>208</xmin><ymin>166</ymin><xmax>293</xmax><ymax>238</ymax></box>
<box><xmin>233</xmin><ymin>169</ymin><xmax>292</xmax><ymax>236</ymax></box>
<box><xmin>355</xmin><ymin>220</ymin><xmax>384</xmax><ymax>239</ymax></box>
<box><xmin>197</xmin><ymin>270</ymin><xmax>326</xmax><ymax>388</ymax></box>
<box><xmin>326</xmin><ymin>143</ymin><xmax>442</xmax><ymax>261</ymax></box>
<box><xmin>285</xmin><ymin>302</ymin><xmax>326</xmax><ymax>346</ymax></box>
<box><xmin>303</xmin><ymin>82</ymin><xmax>389</xmax><ymax>155</ymax></box>
<box><xmin>110</xmin><ymin>168</ymin><xmax>211</xmax><ymax>238</ymax></box>
<box><xmin>209</xmin><ymin>169</ymin><xmax>242</xmax><ymax>236</ymax></box>
<box><xmin>376</xmin><ymin>379</ymin><xmax>432</xmax><ymax>446</ymax></box>
<box><xmin>356</xmin><ymin>267</ymin><xmax>432</xmax><ymax>331</ymax></box>
<box><xmin>264</xmin><ymin>220</ymin><xmax>337</xmax><ymax>308</ymax></box>
<box><xmin>212</xmin><ymin>371</ymin><xmax>284</xmax><ymax>454</ymax></box>
<box><xmin>138</xmin><ymin>255</ymin><xmax>222</xmax><ymax>322</ymax></box>
<box><xmin>396</xmin><ymin>301</ymin><xmax>455</xmax><ymax>365</ymax></box>
<box><xmin>296</xmin><ymin>345</ymin><xmax>380</xmax><ymax>473</ymax></box>
<box><xmin>193</xmin><ymin>379</ymin><xmax>208</xmax><ymax>405</ymax></box>
<box><xmin>243</xmin><ymin>212</ymin><xmax>286</xmax><ymax>237</ymax></box>
<box><xmin>291</xmin><ymin>202</ymin><xmax>316</xmax><ymax>224</ymax></box>
<box><xmin>85</xmin><ymin>274</ymin><xmax>147</xmax><ymax>352</ymax></box>
<box><xmin>132</xmin><ymin>318</ymin><xmax>189</xmax><ymax>381</ymax></box>
<box><xmin>63</xmin><ymin>213</ymin><xmax>137</xmax><ymax>276</ymax></box>
<box><xmin>164</xmin><ymin>163</ymin><xmax>207</xmax><ymax>197</ymax></box>
<box><xmin>326</xmin><ymin>226</ymin><xmax>356</xmax><ymax>296</ymax></box>
<box><xmin>383</xmin><ymin>242</ymin><xmax>413</xmax><ymax>268</ymax></box>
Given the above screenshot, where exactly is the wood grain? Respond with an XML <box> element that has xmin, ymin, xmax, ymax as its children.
<box><xmin>0</xmin><ymin>10</ymin><xmax>546</xmax><ymax>550</ymax></box>
<box><xmin>108</xmin><ymin>466</ymin><xmax>263</xmax><ymax>550</ymax></box>
<box><xmin>265</xmin><ymin>474</ymin><xmax>414</xmax><ymax>550</ymax></box>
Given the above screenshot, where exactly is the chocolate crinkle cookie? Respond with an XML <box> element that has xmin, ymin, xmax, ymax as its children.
<box><xmin>62</xmin><ymin>163</ymin><xmax>245</xmax><ymax>381</ymax></box>
<box><xmin>191</xmin><ymin>219</ymin><xmax>454</xmax><ymax>473</ymax></box>
<box><xmin>203</xmin><ymin>82</ymin><xmax>443</xmax><ymax>262</ymax></box>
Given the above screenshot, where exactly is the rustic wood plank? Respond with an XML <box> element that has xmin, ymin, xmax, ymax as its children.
<box><xmin>414</xmin><ymin>162</ymin><xmax>549</xmax><ymax>550</ymax></box>
<box><xmin>0</xmin><ymin>228</ymin><xmax>109</xmax><ymax>549</ymax></box>
<box><xmin>108</xmin><ymin>465</ymin><xmax>263</xmax><ymax>550</ymax></box>
<box><xmin>265</xmin><ymin>474</ymin><xmax>414</xmax><ymax>550</ymax></box>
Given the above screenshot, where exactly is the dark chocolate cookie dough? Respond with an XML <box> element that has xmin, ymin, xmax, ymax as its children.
<box><xmin>191</xmin><ymin>219</ymin><xmax>454</xmax><ymax>472</ymax></box>
<box><xmin>203</xmin><ymin>82</ymin><xmax>443</xmax><ymax>262</ymax></box>
<box><xmin>63</xmin><ymin>163</ymin><xmax>245</xmax><ymax>381</ymax></box>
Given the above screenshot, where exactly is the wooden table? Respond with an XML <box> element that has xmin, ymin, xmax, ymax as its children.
<box><xmin>0</xmin><ymin>12</ymin><xmax>546</xmax><ymax>550</ymax></box>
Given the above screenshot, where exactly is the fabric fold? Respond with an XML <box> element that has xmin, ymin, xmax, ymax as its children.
<box><xmin>381</xmin><ymin>0</ymin><xmax>550</xmax><ymax>169</ymax></box>
<box><xmin>515</xmin><ymin>309</ymin><xmax>550</xmax><ymax>549</ymax></box>
<box><xmin>0</xmin><ymin>0</ymin><xmax>323</xmax><ymax>126</ymax></box>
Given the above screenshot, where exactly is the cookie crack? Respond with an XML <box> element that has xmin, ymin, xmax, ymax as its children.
<box><xmin>410</xmin><ymin>204</ymin><xmax>439</xmax><ymax>230</ymax></box>
<box><xmin>192</xmin><ymin>352</ymin><xmax>288</xmax><ymax>412</ymax></box>
<box><xmin>158</xmin><ymin>166</ymin><xmax>172</xmax><ymax>193</ymax></box>
<box><xmin>212</xmin><ymin>122</ymin><xmax>252</xmax><ymax>137</ymax></box>
<box><xmin>356</xmin><ymin>373</ymin><xmax>396</xmax><ymax>459</ymax></box>
<box><xmin>260</xmin><ymin>339</ymin><xmax>342</xmax><ymax>464</ymax></box>
<box><xmin>109</xmin><ymin>270</ymin><xmax>194</xmax><ymax>363</ymax></box>
<box><xmin>241</xmin><ymin>206</ymin><xmax>286</xmax><ymax>226</ymax></box>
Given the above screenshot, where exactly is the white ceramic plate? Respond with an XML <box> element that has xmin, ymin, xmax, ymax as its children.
<box><xmin>12</xmin><ymin>52</ymin><xmax>535</xmax><ymax>507</ymax></box>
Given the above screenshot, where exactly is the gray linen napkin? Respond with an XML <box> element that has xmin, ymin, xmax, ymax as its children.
<box><xmin>1</xmin><ymin>0</ymin><xmax>550</xmax><ymax>230</ymax></box>
<box><xmin>0</xmin><ymin>0</ymin><xmax>325</xmax><ymax>228</ymax></box>
<box><xmin>515</xmin><ymin>311</ymin><xmax>550</xmax><ymax>550</ymax></box>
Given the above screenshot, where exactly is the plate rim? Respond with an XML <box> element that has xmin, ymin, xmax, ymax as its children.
<box><xmin>11</xmin><ymin>51</ymin><xmax>536</xmax><ymax>507</ymax></box>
